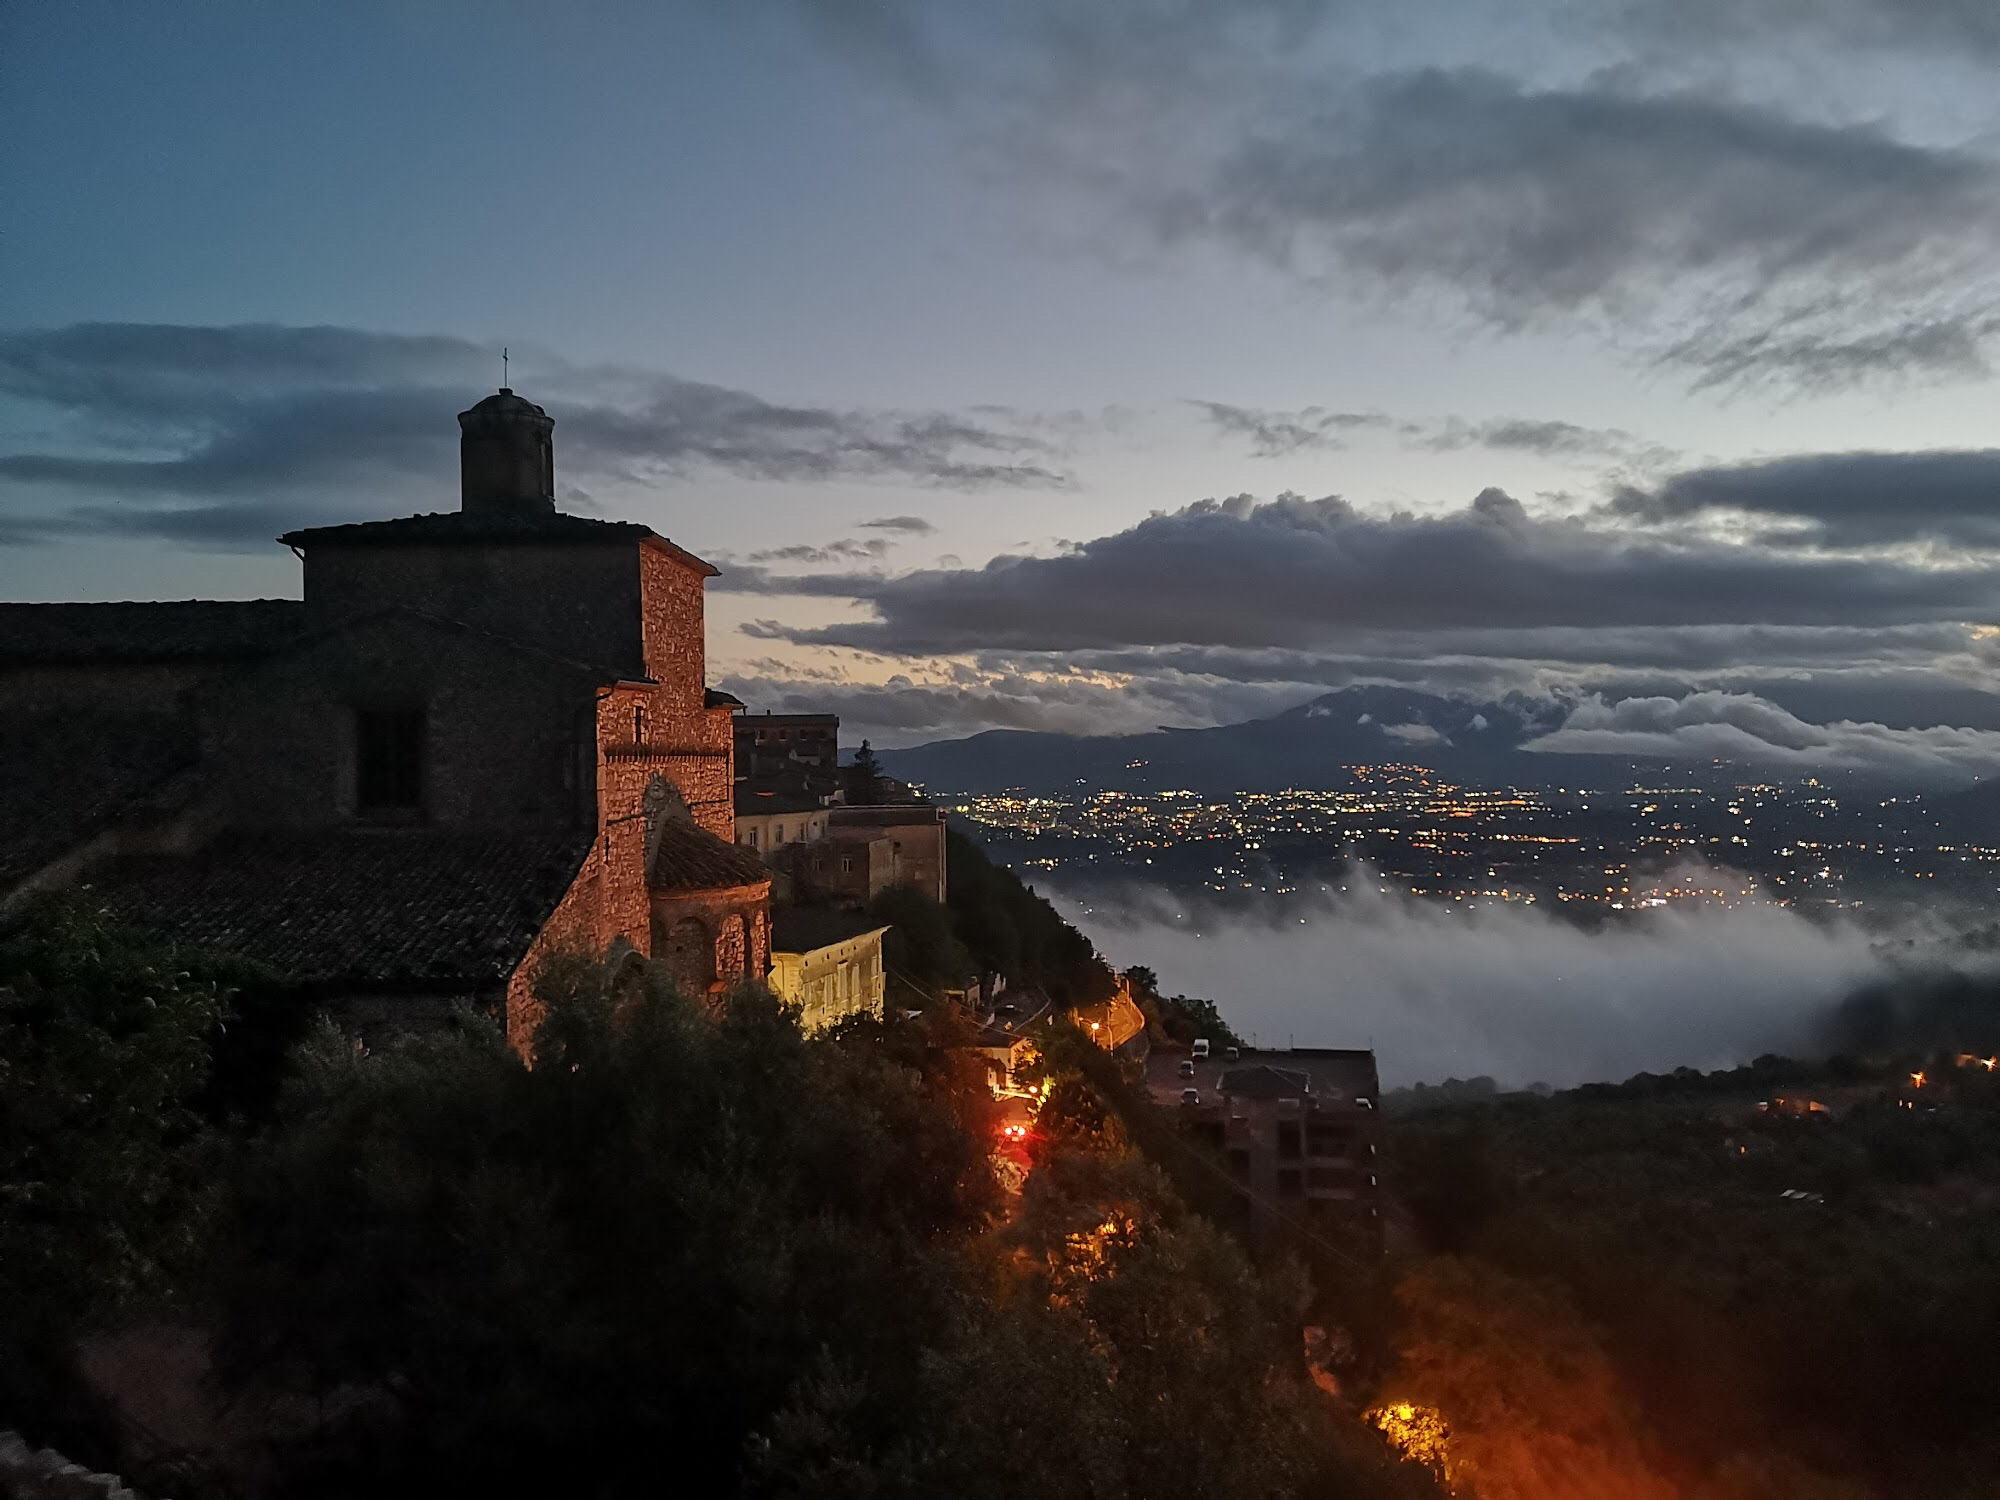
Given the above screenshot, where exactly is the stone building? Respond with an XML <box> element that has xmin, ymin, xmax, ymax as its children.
<box><xmin>734</xmin><ymin>789</ymin><xmax>833</xmax><ymax>855</ymax></box>
<box><xmin>766</xmin><ymin>907</ymin><xmax>888</xmax><ymax>1033</ymax></box>
<box><xmin>826</xmin><ymin>804</ymin><xmax>949</xmax><ymax>905</ymax></box>
<box><xmin>735</xmin><ymin>711</ymin><xmax>840</xmax><ymax>786</ymax></box>
<box><xmin>0</xmin><ymin>389</ymin><xmax>771</xmax><ymax>1048</ymax></box>
<box><xmin>1145</xmin><ymin>1047</ymin><xmax>1382</xmax><ymax>1247</ymax></box>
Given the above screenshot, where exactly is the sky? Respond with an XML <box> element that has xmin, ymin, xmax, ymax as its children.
<box><xmin>10</xmin><ymin>0</ymin><xmax>2000</xmax><ymax>764</ymax></box>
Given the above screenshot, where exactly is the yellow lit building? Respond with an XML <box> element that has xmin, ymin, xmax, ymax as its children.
<box><xmin>767</xmin><ymin>908</ymin><xmax>888</xmax><ymax>1033</ymax></box>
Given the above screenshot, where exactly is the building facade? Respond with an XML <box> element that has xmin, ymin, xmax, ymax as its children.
<box><xmin>825</xmin><ymin>805</ymin><xmax>949</xmax><ymax>905</ymax></box>
<box><xmin>766</xmin><ymin>908</ymin><xmax>888</xmax><ymax>1033</ymax></box>
<box><xmin>1145</xmin><ymin>1047</ymin><xmax>1382</xmax><ymax>1248</ymax></box>
<box><xmin>735</xmin><ymin>712</ymin><xmax>840</xmax><ymax>784</ymax></box>
<box><xmin>0</xmin><ymin>389</ymin><xmax>771</xmax><ymax>1049</ymax></box>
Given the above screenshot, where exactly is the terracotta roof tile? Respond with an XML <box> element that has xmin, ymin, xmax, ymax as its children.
<box><xmin>0</xmin><ymin>712</ymin><xmax>198</xmax><ymax>889</ymax></box>
<box><xmin>648</xmin><ymin>819</ymin><xmax>771</xmax><ymax>893</ymax></box>
<box><xmin>90</xmin><ymin>828</ymin><xmax>593</xmax><ymax>989</ymax></box>
<box><xmin>0</xmin><ymin>601</ymin><xmax>304</xmax><ymax>664</ymax></box>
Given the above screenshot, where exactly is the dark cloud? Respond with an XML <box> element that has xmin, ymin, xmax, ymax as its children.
<box><xmin>1528</xmin><ymin>690</ymin><xmax>2000</xmax><ymax>782</ymax></box>
<box><xmin>780</xmin><ymin>0</ymin><xmax>2000</xmax><ymax>387</ymax></box>
<box><xmin>745</xmin><ymin>538</ymin><xmax>893</xmax><ymax>565</ymax></box>
<box><xmin>1190</xmin><ymin>400</ymin><xmax>1399</xmax><ymax>456</ymax></box>
<box><xmin>858</xmin><ymin>515</ymin><xmax>939</xmax><ymax>534</ymax></box>
<box><xmin>1421</xmin><ymin>415</ymin><xmax>1667</xmax><ymax>463</ymax></box>
<box><xmin>1613</xmin><ymin>449</ymin><xmax>2000</xmax><ymax>547</ymax></box>
<box><xmin>1163</xmin><ymin>69</ymin><xmax>2000</xmax><ymax>386</ymax></box>
<box><xmin>728</xmin><ymin>488</ymin><xmax>2000</xmax><ymax>655</ymax></box>
<box><xmin>1614</xmin><ymin>0</ymin><xmax>2000</xmax><ymax>56</ymax></box>
<box><xmin>0</xmin><ymin>323</ymin><xmax>1070</xmax><ymax>547</ymax></box>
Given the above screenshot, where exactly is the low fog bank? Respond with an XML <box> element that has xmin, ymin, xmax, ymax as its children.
<box><xmin>1045</xmin><ymin>871</ymin><xmax>1996</xmax><ymax>1089</ymax></box>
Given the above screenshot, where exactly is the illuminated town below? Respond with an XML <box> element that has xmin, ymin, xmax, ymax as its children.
<box><xmin>943</xmin><ymin>763</ymin><xmax>1991</xmax><ymax>918</ymax></box>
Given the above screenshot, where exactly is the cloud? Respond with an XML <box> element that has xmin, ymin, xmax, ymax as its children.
<box><xmin>732</xmin><ymin>488</ymin><xmax>2000</xmax><ymax>655</ymax></box>
<box><xmin>718</xmin><ymin>659</ymin><xmax>1315</xmax><ymax>744</ymax></box>
<box><xmin>1613</xmin><ymin>449</ymin><xmax>2000</xmax><ymax>547</ymax></box>
<box><xmin>1050</xmin><ymin>874</ymin><xmax>1898</xmax><ymax>1087</ymax></box>
<box><xmin>775</xmin><ymin>5</ymin><xmax>2000</xmax><ymax>387</ymax></box>
<box><xmin>858</xmin><ymin>515</ymin><xmax>939</xmax><ymax>534</ymax></box>
<box><xmin>0</xmin><ymin>323</ymin><xmax>1070</xmax><ymax>547</ymax></box>
<box><xmin>1421</xmin><ymin>415</ymin><xmax>1670</xmax><ymax>464</ymax></box>
<box><xmin>745</xmin><ymin>538</ymin><xmax>893</xmax><ymax>564</ymax></box>
<box><xmin>1383</xmin><ymin>721</ymin><xmax>1445</xmax><ymax>744</ymax></box>
<box><xmin>1191</xmin><ymin>400</ymin><xmax>1400</xmax><ymax>456</ymax></box>
<box><xmin>1527</xmin><ymin>690</ymin><xmax>2000</xmax><ymax>783</ymax></box>
<box><xmin>1615</xmin><ymin>0</ymin><xmax>2000</xmax><ymax>57</ymax></box>
<box><xmin>1161</xmin><ymin>69</ymin><xmax>2000</xmax><ymax>386</ymax></box>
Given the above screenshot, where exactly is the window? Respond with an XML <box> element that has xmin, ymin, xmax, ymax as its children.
<box><xmin>746</xmin><ymin>828</ymin><xmax>759</xmax><ymax>849</ymax></box>
<box><xmin>841</xmin><ymin>856</ymin><xmax>854</xmax><ymax>874</ymax></box>
<box><xmin>1277</xmin><ymin>1121</ymin><xmax>1302</xmax><ymax>1160</ymax></box>
<box><xmin>1307</xmin><ymin>1124</ymin><xmax>1350</xmax><ymax>1159</ymax></box>
<box><xmin>356</xmin><ymin>709</ymin><xmax>424</xmax><ymax>812</ymax></box>
<box><xmin>633</xmin><ymin>705</ymin><xmax>646</xmax><ymax>743</ymax></box>
<box><xmin>774</xmin><ymin>824</ymin><xmax>785</xmax><ymax>842</ymax></box>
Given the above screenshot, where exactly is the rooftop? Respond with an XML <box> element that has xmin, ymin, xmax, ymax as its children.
<box><xmin>736</xmin><ymin>787</ymin><xmax>829</xmax><ymax>816</ymax></box>
<box><xmin>278</xmin><ymin>509</ymin><xmax>720</xmax><ymax>577</ymax></box>
<box><xmin>771</xmin><ymin>905</ymin><xmax>883</xmax><ymax>955</ymax></box>
<box><xmin>1143</xmin><ymin>1046</ymin><xmax>1380</xmax><ymax>1108</ymax></box>
<box><xmin>0</xmin><ymin>600</ymin><xmax>305</xmax><ymax>665</ymax></box>
<box><xmin>88</xmin><ymin>828</ymin><xmax>594</xmax><ymax>990</ymax></box>
<box><xmin>0</xmin><ymin>711</ymin><xmax>199</xmax><ymax>891</ymax></box>
<box><xmin>649</xmin><ymin>818</ymin><xmax>773</xmax><ymax>892</ymax></box>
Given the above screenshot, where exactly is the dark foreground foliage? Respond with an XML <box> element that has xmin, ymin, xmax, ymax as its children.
<box><xmin>0</xmin><ymin>895</ymin><xmax>301</xmax><ymax>1451</ymax></box>
<box><xmin>1</xmin><ymin>899</ymin><xmax>1436</xmax><ymax>1499</ymax></box>
<box><xmin>1387</xmin><ymin>1056</ymin><xmax>2000</xmax><ymax>1499</ymax></box>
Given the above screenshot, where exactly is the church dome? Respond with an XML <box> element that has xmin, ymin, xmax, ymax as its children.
<box><xmin>464</xmin><ymin>388</ymin><xmax>548</xmax><ymax>419</ymax></box>
<box><xmin>458</xmin><ymin>388</ymin><xmax>555</xmax><ymax>514</ymax></box>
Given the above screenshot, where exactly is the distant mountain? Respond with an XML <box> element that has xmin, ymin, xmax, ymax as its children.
<box><xmin>878</xmin><ymin>686</ymin><xmax>1690</xmax><ymax>795</ymax></box>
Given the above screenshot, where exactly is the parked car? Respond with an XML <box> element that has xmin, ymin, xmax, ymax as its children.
<box><xmin>1177</xmin><ymin>1058</ymin><xmax>1196</xmax><ymax>1078</ymax></box>
<box><xmin>1181</xmin><ymin>1088</ymin><xmax>1201</xmax><ymax>1105</ymax></box>
<box><xmin>1191</xmin><ymin>1038</ymin><xmax>1210</xmax><ymax>1059</ymax></box>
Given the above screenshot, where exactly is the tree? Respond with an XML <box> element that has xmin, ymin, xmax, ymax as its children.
<box><xmin>0</xmin><ymin>895</ymin><xmax>239</xmax><ymax>1446</ymax></box>
<box><xmin>214</xmin><ymin>954</ymin><xmax>1002</xmax><ymax>1495</ymax></box>
<box><xmin>846</xmin><ymin>739</ymin><xmax>884</xmax><ymax>805</ymax></box>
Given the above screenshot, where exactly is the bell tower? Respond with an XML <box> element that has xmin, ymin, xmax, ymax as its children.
<box><xmin>457</xmin><ymin>388</ymin><xmax>556</xmax><ymax>515</ymax></box>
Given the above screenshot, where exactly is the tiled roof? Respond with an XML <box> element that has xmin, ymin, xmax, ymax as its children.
<box><xmin>0</xmin><ymin>712</ymin><xmax>198</xmax><ymax>890</ymax></box>
<box><xmin>279</xmin><ymin>509</ymin><xmax>721</xmax><ymax>577</ymax></box>
<box><xmin>0</xmin><ymin>601</ymin><xmax>304</xmax><ymax>664</ymax></box>
<box><xmin>705</xmin><ymin>687</ymin><xmax>744</xmax><ymax>709</ymax></box>
<box><xmin>280</xmin><ymin>509</ymin><xmax>654</xmax><ymax>547</ymax></box>
<box><xmin>735</xmin><ymin>786</ymin><xmax>828</xmax><ymax>816</ymax></box>
<box><xmin>649</xmin><ymin>819</ymin><xmax>772</xmax><ymax>893</ymax></box>
<box><xmin>1218</xmin><ymin>1064</ymin><xmax>1313</xmax><ymax>1101</ymax></box>
<box><xmin>771</xmin><ymin>906</ymin><xmax>882</xmax><ymax>955</ymax></box>
<box><xmin>89</xmin><ymin>828</ymin><xmax>594</xmax><ymax>990</ymax></box>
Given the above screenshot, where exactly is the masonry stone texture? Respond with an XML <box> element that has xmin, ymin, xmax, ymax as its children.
<box><xmin>0</xmin><ymin>390</ymin><xmax>770</xmax><ymax>1052</ymax></box>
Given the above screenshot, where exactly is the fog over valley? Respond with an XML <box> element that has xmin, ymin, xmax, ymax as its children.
<box><xmin>1046</xmin><ymin>869</ymin><xmax>1986</xmax><ymax>1088</ymax></box>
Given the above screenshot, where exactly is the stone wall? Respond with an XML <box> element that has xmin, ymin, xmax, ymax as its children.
<box><xmin>638</xmin><ymin>544</ymin><xmax>709</xmax><ymax>721</ymax></box>
<box><xmin>305</xmin><ymin>540</ymin><xmax>647</xmax><ymax>678</ymax></box>
<box><xmin>829</xmin><ymin>807</ymin><xmax>948</xmax><ymax>904</ymax></box>
<box><xmin>650</xmin><ymin>884</ymin><xmax>770</xmax><ymax>998</ymax></box>
<box><xmin>0</xmin><ymin>661</ymin><xmax>206</xmax><ymax>715</ymax></box>
<box><xmin>201</xmin><ymin>614</ymin><xmax>600</xmax><ymax>832</ymax></box>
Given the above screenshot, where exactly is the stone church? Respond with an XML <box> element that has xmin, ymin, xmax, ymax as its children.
<box><xmin>0</xmin><ymin>389</ymin><xmax>772</xmax><ymax>1048</ymax></box>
